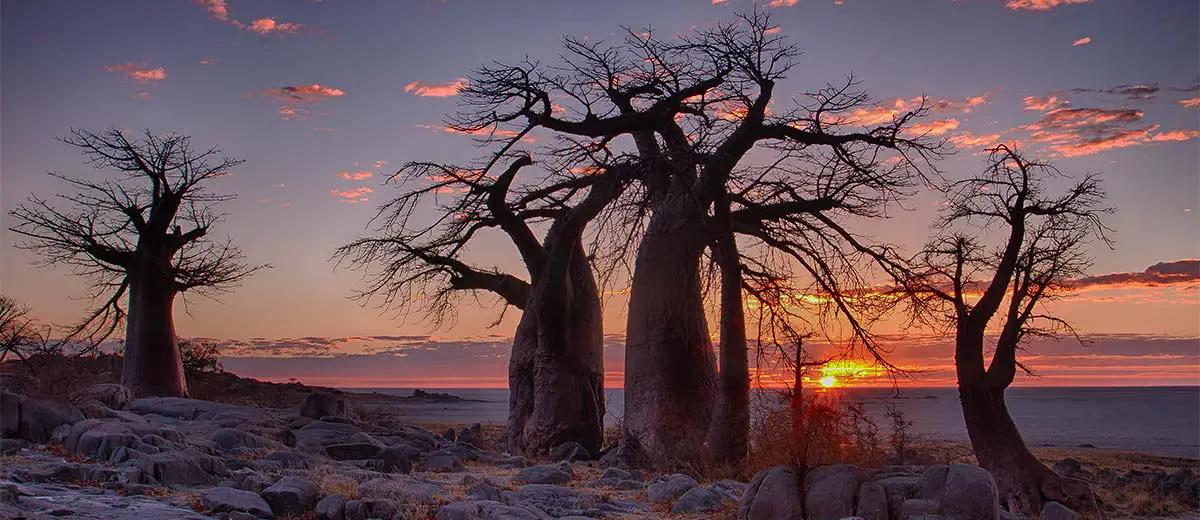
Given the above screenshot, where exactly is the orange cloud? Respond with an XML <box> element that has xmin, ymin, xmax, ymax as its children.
<box><xmin>906</xmin><ymin>118</ymin><xmax>960</xmax><ymax>136</ymax></box>
<box><xmin>339</xmin><ymin>170</ymin><xmax>373</xmax><ymax>181</ymax></box>
<box><xmin>947</xmin><ymin>131</ymin><xmax>1002</xmax><ymax>150</ymax></box>
<box><xmin>1006</xmin><ymin>0</ymin><xmax>1093</xmax><ymax>10</ymax></box>
<box><xmin>764</xmin><ymin>26</ymin><xmax>782</xmax><ymax>35</ymax></box>
<box><xmin>768</xmin><ymin>0</ymin><xmax>798</xmax><ymax>6</ymax></box>
<box><xmin>841</xmin><ymin>94</ymin><xmax>988</xmax><ymax>127</ymax></box>
<box><xmin>1072</xmin><ymin>36</ymin><xmax>1091</xmax><ymax>46</ymax></box>
<box><xmin>246</xmin><ymin>18</ymin><xmax>304</xmax><ymax>35</ymax></box>
<box><xmin>1023</xmin><ymin>95</ymin><xmax>1069</xmax><ymax>112</ymax></box>
<box><xmin>331</xmin><ymin>187</ymin><xmax>374</xmax><ymax>203</ymax></box>
<box><xmin>1150</xmin><ymin>129</ymin><xmax>1200</xmax><ymax>142</ymax></box>
<box><xmin>104</xmin><ymin>62</ymin><xmax>167</xmax><ymax>82</ymax></box>
<box><xmin>1180</xmin><ymin>98</ymin><xmax>1200</xmax><ymax>108</ymax></box>
<box><xmin>403</xmin><ymin>78</ymin><xmax>467</xmax><ymax>97</ymax></box>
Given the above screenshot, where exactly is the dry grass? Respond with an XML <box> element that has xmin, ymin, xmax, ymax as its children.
<box><xmin>1032</xmin><ymin>447</ymin><xmax>1199</xmax><ymax>517</ymax></box>
<box><xmin>317</xmin><ymin>472</ymin><xmax>360</xmax><ymax>500</ymax></box>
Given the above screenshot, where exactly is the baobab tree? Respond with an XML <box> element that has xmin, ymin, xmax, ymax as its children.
<box><xmin>8</xmin><ymin>128</ymin><xmax>265</xmax><ymax>397</ymax></box>
<box><xmin>453</xmin><ymin>11</ymin><xmax>939</xmax><ymax>465</ymax></box>
<box><xmin>901</xmin><ymin>144</ymin><xmax>1107</xmax><ymax>514</ymax></box>
<box><xmin>336</xmin><ymin>147</ymin><xmax>636</xmax><ymax>456</ymax></box>
<box><xmin>0</xmin><ymin>296</ymin><xmax>50</xmax><ymax>371</ymax></box>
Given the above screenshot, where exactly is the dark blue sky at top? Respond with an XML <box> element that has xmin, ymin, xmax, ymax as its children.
<box><xmin>1</xmin><ymin>0</ymin><xmax>1197</xmax><ymax>344</ymax></box>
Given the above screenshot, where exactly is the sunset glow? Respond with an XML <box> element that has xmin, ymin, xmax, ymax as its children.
<box><xmin>1</xmin><ymin>0</ymin><xmax>1196</xmax><ymax>389</ymax></box>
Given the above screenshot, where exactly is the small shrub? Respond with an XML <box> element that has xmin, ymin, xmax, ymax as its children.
<box><xmin>747</xmin><ymin>389</ymin><xmax>892</xmax><ymax>475</ymax></box>
<box><xmin>178</xmin><ymin>340</ymin><xmax>224</xmax><ymax>374</ymax></box>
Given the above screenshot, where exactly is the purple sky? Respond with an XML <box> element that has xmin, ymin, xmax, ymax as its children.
<box><xmin>2</xmin><ymin>0</ymin><xmax>1197</xmax><ymax>387</ymax></box>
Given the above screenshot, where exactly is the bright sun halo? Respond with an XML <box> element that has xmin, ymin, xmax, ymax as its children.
<box><xmin>819</xmin><ymin>375</ymin><xmax>837</xmax><ymax>388</ymax></box>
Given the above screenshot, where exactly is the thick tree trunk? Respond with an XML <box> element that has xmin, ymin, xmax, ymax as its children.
<box><xmin>958</xmin><ymin>380</ymin><xmax>1051</xmax><ymax>514</ymax></box>
<box><xmin>121</xmin><ymin>270</ymin><xmax>187</xmax><ymax>397</ymax></box>
<box><xmin>507</xmin><ymin>241</ymin><xmax>605</xmax><ymax>457</ymax></box>
<box><xmin>705</xmin><ymin>216</ymin><xmax>749</xmax><ymax>466</ymax></box>
<box><xmin>621</xmin><ymin>197</ymin><xmax>718</xmax><ymax>467</ymax></box>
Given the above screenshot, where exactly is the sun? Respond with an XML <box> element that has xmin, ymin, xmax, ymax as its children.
<box><xmin>819</xmin><ymin>375</ymin><xmax>837</xmax><ymax>388</ymax></box>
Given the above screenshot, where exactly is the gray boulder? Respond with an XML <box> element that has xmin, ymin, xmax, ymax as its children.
<box><xmin>855</xmin><ymin>482</ymin><xmax>888</xmax><ymax>520</ymax></box>
<box><xmin>141</xmin><ymin>448</ymin><xmax>228</xmax><ymax>487</ymax></box>
<box><xmin>72</xmin><ymin>383</ymin><xmax>133</xmax><ymax>409</ymax></box>
<box><xmin>344</xmin><ymin>499</ymin><xmax>400</xmax><ymax>520</ymax></box>
<box><xmin>316</xmin><ymin>494</ymin><xmax>346</xmax><ymax>520</ymax></box>
<box><xmin>1051</xmin><ymin>458</ymin><xmax>1084</xmax><ymax>479</ymax></box>
<box><xmin>940</xmin><ymin>464</ymin><xmax>1000</xmax><ymax>520</ymax></box>
<box><xmin>210</xmin><ymin>428</ymin><xmax>286</xmax><ymax>452</ymax></box>
<box><xmin>424</xmin><ymin>450</ymin><xmax>467</xmax><ymax>472</ymax></box>
<box><xmin>517</xmin><ymin>463</ymin><xmax>574</xmax><ymax>485</ymax></box>
<box><xmin>300</xmin><ymin>391</ymin><xmax>345</xmax><ymax>420</ymax></box>
<box><xmin>201</xmin><ymin>487</ymin><xmax>274</xmax><ymax>518</ymax></box>
<box><xmin>262</xmin><ymin>476</ymin><xmax>319</xmax><ymax>516</ymax></box>
<box><xmin>1</xmin><ymin>391</ymin><xmax>84</xmax><ymax>443</ymax></box>
<box><xmin>647</xmin><ymin>473</ymin><xmax>699</xmax><ymax>502</ymax></box>
<box><xmin>550</xmin><ymin>441</ymin><xmax>591</xmax><ymax>462</ymax></box>
<box><xmin>435</xmin><ymin>500</ymin><xmax>549</xmax><ymax>520</ymax></box>
<box><xmin>293</xmin><ymin>419</ymin><xmax>363</xmax><ymax>448</ymax></box>
<box><xmin>325</xmin><ymin>442</ymin><xmax>384</xmax><ymax>461</ymax></box>
<box><xmin>738</xmin><ymin>466</ymin><xmax>804</xmax><ymax>520</ymax></box>
<box><xmin>1041</xmin><ymin>501</ymin><xmax>1078</xmax><ymax>520</ymax></box>
<box><xmin>673</xmin><ymin>487</ymin><xmax>725</xmax><ymax>513</ymax></box>
<box><xmin>804</xmin><ymin>465</ymin><xmax>860</xmax><ymax>520</ymax></box>
<box><xmin>372</xmin><ymin>446</ymin><xmax>414</xmax><ymax>474</ymax></box>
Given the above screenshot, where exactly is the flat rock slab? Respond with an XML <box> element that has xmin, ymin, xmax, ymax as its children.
<box><xmin>0</xmin><ymin>480</ymin><xmax>207</xmax><ymax>520</ymax></box>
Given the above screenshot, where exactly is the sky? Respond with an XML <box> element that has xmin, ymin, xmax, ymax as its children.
<box><xmin>1</xmin><ymin>0</ymin><xmax>1197</xmax><ymax>388</ymax></box>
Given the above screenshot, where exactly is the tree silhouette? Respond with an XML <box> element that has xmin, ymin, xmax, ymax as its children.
<box><xmin>451</xmin><ymin>11</ymin><xmax>940</xmax><ymax>465</ymax></box>
<box><xmin>901</xmin><ymin>144</ymin><xmax>1108</xmax><ymax>514</ymax></box>
<box><xmin>8</xmin><ymin>128</ymin><xmax>265</xmax><ymax>397</ymax></box>
<box><xmin>337</xmin><ymin>148</ymin><xmax>637</xmax><ymax>456</ymax></box>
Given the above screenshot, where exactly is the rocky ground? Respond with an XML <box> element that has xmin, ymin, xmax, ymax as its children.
<box><xmin>1</xmin><ymin>384</ymin><xmax>1196</xmax><ymax>520</ymax></box>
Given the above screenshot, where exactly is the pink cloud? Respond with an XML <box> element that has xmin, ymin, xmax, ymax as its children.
<box><xmin>104</xmin><ymin>62</ymin><xmax>167</xmax><ymax>82</ymax></box>
<box><xmin>712</xmin><ymin>0</ymin><xmax>729</xmax><ymax>4</ymax></box>
<box><xmin>277</xmin><ymin>106</ymin><xmax>310</xmax><ymax>120</ymax></box>
<box><xmin>416</xmin><ymin>124</ymin><xmax>537</xmax><ymax>143</ymax></box>
<box><xmin>768</xmin><ymin>0</ymin><xmax>798</xmax><ymax>6</ymax></box>
<box><xmin>339</xmin><ymin>170</ymin><xmax>374</xmax><ymax>181</ymax></box>
<box><xmin>246</xmin><ymin>18</ymin><xmax>304</xmax><ymax>35</ymax></box>
<box><xmin>403</xmin><ymin>78</ymin><xmax>468</xmax><ymax>97</ymax></box>
<box><xmin>1006</xmin><ymin>0</ymin><xmax>1093</xmax><ymax>10</ymax></box>
<box><xmin>261</xmin><ymin>84</ymin><xmax>345</xmax><ymax>103</ymax></box>
<box><xmin>1180</xmin><ymin>98</ymin><xmax>1200</xmax><ymax>108</ymax></box>
<box><xmin>195</xmin><ymin>0</ymin><xmax>230</xmax><ymax>21</ymax></box>
<box><xmin>1018</xmin><ymin>99</ymin><xmax>1198</xmax><ymax>156</ymax></box>
<box><xmin>199</xmin><ymin>58</ymin><xmax>216</xmax><ymax>65</ymax></box>
<box><xmin>764</xmin><ymin>26</ymin><xmax>782</xmax><ymax>34</ymax></box>
<box><xmin>1072</xmin><ymin>36</ymin><xmax>1091</xmax><ymax>46</ymax></box>
<box><xmin>331</xmin><ymin>187</ymin><xmax>374</xmax><ymax>203</ymax></box>
<box><xmin>1072</xmin><ymin>260</ymin><xmax>1200</xmax><ymax>289</ymax></box>
<box><xmin>374</xmin><ymin>160</ymin><xmax>389</xmax><ymax>169</ymax></box>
